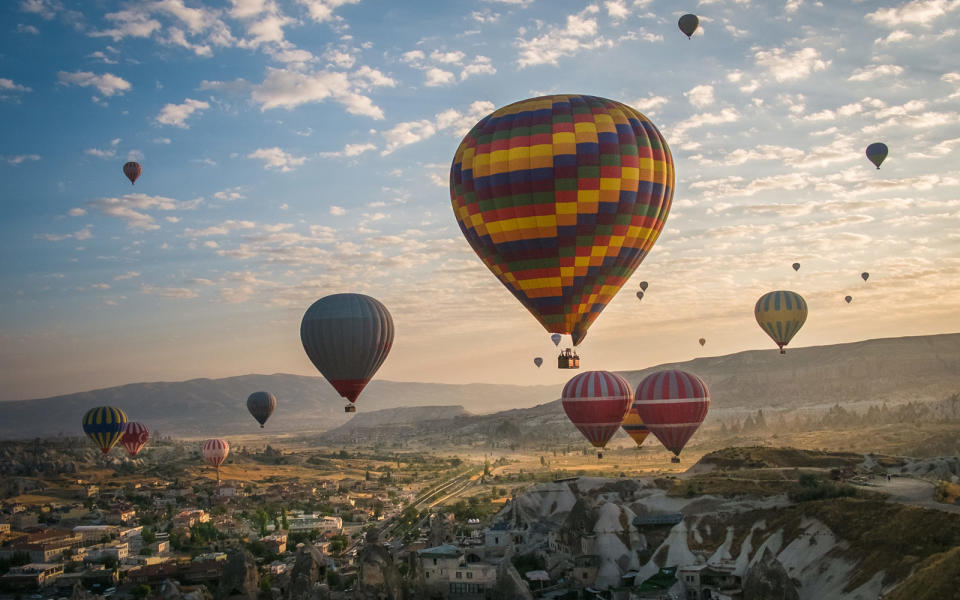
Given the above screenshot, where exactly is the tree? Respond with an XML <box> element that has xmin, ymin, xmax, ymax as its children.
<box><xmin>281</xmin><ymin>508</ymin><xmax>289</xmax><ymax>530</ymax></box>
<box><xmin>132</xmin><ymin>585</ymin><xmax>151</xmax><ymax>600</ymax></box>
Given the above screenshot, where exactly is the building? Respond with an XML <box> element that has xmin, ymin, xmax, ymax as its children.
<box><xmin>0</xmin><ymin>563</ymin><xmax>65</xmax><ymax>590</ymax></box>
<box><xmin>107</xmin><ymin>507</ymin><xmax>136</xmax><ymax>525</ymax></box>
<box><xmin>262</xmin><ymin>533</ymin><xmax>287</xmax><ymax>554</ymax></box>
<box><xmin>417</xmin><ymin>544</ymin><xmax>497</xmax><ymax>599</ymax></box>
<box><xmin>172</xmin><ymin>509</ymin><xmax>210</xmax><ymax>529</ymax></box>
<box><xmin>0</xmin><ymin>523</ymin><xmax>10</xmax><ymax>534</ymax></box>
<box><xmin>678</xmin><ymin>564</ymin><xmax>743</xmax><ymax>600</ymax></box>
<box><xmin>287</xmin><ymin>512</ymin><xmax>342</xmax><ymax>533</ymax></box>
<box><xmin>73</xmin><ymin>525</ymin><xmax>120</xmax><ymax>544</ymax></box>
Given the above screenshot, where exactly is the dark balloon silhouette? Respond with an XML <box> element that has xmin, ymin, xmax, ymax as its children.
<box><xmin>866</xmin><ymin>143</ymin><xmax>888</xmax><ymax>169</ymax></box>
<box><xmin>845</xmin><ymin>296</ymin><xmax>853</xmax><ymax>304</ymax></box>
<box><xmin>123</xmin><ymin>161</ymin><xmax>142</xmax><ymax>185</ymax></box>
<box><xmin>678</xmin><ymin>14</ymin><xmax>699</xmax><ymax>38</ymax></box>
<box><xmin>792</xmin><ymin>263</ymin><xmax>800</xmax><ymax>271</ymax></box>
<box><xmin>247</xmin><ymin>391</ymin><xmax>277</xmax><ymax>428</ymax></box>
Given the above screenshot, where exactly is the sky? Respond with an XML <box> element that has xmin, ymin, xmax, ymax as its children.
<box><xmin>1</xmin><ymin>0</ymin><xmax>959</xmax><ymax>401</ymax></box>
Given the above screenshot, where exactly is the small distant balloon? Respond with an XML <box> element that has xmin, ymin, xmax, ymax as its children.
<box><xmin>82</xmin><ymin>406</ymin><xmax>127</xmax><ymax>455</ymax></box>
<box><xmin>755</xmin><ymin>290</ymin><xmax>808</xmax><ymax>354</ymax></box>
<box><xmin>678</xmin><ymin>14</ymin><xmax>699</xmax><ymax>38</ymax></box>
<box><xmin>247</xmin><ymin>391</ymin><xmax>277</xmax><ymax>428</ymax></box>
<box><xmin>792</xmin><ymin>263</ymin><xmax>800</xmax><ymax>272</ymax></box>
<box><xmin>699</xmin><ymin>338</ymin><xmax>706</xmax><ymax>347</ymax></box>
<box><xmin>534</xmin><ymin>357</ymin><xmax>543</xmax><ymax>368</ymax></box>
<box><xmin>865</xmin><ymin>143</ymin><xmax>888</xmax><ymax>169</ymax></box>
<box><xmin>636</xmin><ymin>291</ymin><xmax>644</xmax><ymax>301</ymax></box>
<box><xmin>551</xmin><ymin>333</ymin><xmax>562</xmax><ymax>347</ymax></box>
<box><xmin>861</xmin><ymin>272</ymin><xmax>870</xmax><ymax>282</ymax></box>
<box><xmin>119</xmin><ymin>422</ymin><xmax>149</xmax><ymax>458</ymax></box>
<box><xmin>123</xmin><ymin>162</ymin><xmax>142</xmax><ymax>185</ymax></box>
<box><xmin>639</xmin><ymin>281</ymin><xmax>649</xmax><ymax>291</ymax></box>
<box><xmin>845</xmin><ymin>296</ymin><xmax>852</xmax><ymax>304</ymax></box>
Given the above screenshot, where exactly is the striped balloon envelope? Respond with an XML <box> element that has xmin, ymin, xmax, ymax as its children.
<box><xmin>561</xmin><ymin>371</ymin><xmax>633</xmax><ymax>458</ymax></box>
<box><xmin>301</xmin><ymin>294</ymin><xmax>394</xmax><ymax>411</ymax></box>
<box><xmin>621</xmin><ymin>404</ymin><xmax>650</xmax><ymax>447</ymax></box>
<box><xmin>450</xmin><ymin>94</ymin><xmax>673</xmax><ymax>347</ymax></box>
<box><xmin>82</xmin><ymin>406</ymin><xmax>128</xmax><ymax>455</ymax></box>
<box><xmin>119</xmin><ymin>422</ymin><xmax>149</xmax><ymax>458</ymax></box>
<box><xmin>634</xmin><ymin>370</ymin><xmax>710</xmax><ymax>460</ymax></box>
<box><xmin>754</xmin><ymin>290</ymin><xmax>808</xmax><ymax>354</ymax></box>
<box><xmin>202</xmin><ymin>438</ymin><xmax>230</xmax><ymax>468</ymax></box>
<box><xmin>247</xmin><ymin>391</ymin><xmax>277</xmax><ymax>428</ymax></box>
<box><xmin>122</xmin><ymin>161</ymin><xmax>141</xmax><ymax>185</ymax></box>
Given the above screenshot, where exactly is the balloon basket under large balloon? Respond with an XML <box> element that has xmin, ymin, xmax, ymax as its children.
<box><xmin>260</xmin><ymin>424</ymin><xmax>264</xmax><ymax>429</ymax></box>
<box><xmin>345</xmin><ymin>405</ymin><xmax>356</xmax><ymax>413</ymax></box>
<box><xmin>780</xmin><ymin>349</ymin><xmax>786</xmax><ymax>355</ymax></box>
<box><xmin>558</xmin><ymin>349</ymin><xmax>580</xmax><ymax>369</ymax></box>
<box><xmin>597</xmin><ymin>451</ymin><xmax>603</xmax><ymax>460</ymax></box>
<box><xmin>671</xmin><ymin>456</ymin><xmax>680</xmax><ymax>464</ymax></box>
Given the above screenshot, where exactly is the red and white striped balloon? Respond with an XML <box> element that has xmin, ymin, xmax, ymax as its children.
<box><xmin>634</xmin><ymin>370</ymin><xmax>710</xmax><ymax>458</ymax></box>
<box><xmin>120</xmin><ymin>422</ymin><xmax>149</xmax><ymax>458</ymax></box>
<box><xmin>202</xmin><ymin>438</ymin><xmax>230</xmax><ymax>468</ymax></box>
<box><xmin>561</xmin><ymin>371</ymin><xmax>633</xmax><ymax>456</ymax></box>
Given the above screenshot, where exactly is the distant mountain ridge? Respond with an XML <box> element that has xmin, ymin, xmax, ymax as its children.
<box><xmin>1</xmin><ymin>333</ymin><xmax>957</xmax><ymax>440</ymax></box>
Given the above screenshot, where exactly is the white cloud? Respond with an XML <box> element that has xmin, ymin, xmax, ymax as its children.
<box><xmin>140</xmin><ymin>284</ymin><xmax>198</xmax><ymax>299</ymax></box>
<box><xmin>461</xmin><ymin>56</ymin><xmax>496</xmax><ymax>80</ymax></box>
<box><xmin>87</xmin><ymin>193</ymin><xmax>201</xmax><ymax>230</ymax></box>
<box><xmin>154</xmin><ymin>137</ymin><xmax>172</xmax><ymax>144</ymax></box>
<box><xmin>57</xmin><ymin>71</ymin><xmax>131</xmax><ymax>97</ymax></box>
<box><xmin>35</xmin><ymin>226</ymin><xmax>93</xmax><ymax>242</ymax></box>
<box><xmin>154</xmin><ymin>98</ymin><xmax>210</xmax><ymax>128</ymax></box>
<box><xmin>298</xmin><ymin>0</ymin><xmax>361</xmax><ymax>23</ymax></box>
<box><xmin>424</xmin><ymin>67</ymin><xmax>455</xmax><ymax>87</ymax></box>
<box><xmin>68</xmin><ymin>208</ymin><xmax>87</xmax><ymax>216</ymax></box>
<box><xmin>753</xmin><ymin>47</ymin><xmax>830</xmax><ymax>82</ymax></box>
<box><xmin>352</xmin><ymin>65</ymin><xmax>396</xmax><ymax>90</ymax></box>
<box><xmin>114</xmin><ymin>271</ymin><xmax>141</xmax><ymax>280</ymax></box>
<box><xmin>17</xmin><ymin>24</ymin><xmax>40</xmax><ymax>34</ymax></box>
<box><xmin>0</xmin><ymin>78</ymin><xmax>33</xmax><ymax>98</ymax></box>
<box><xmin>380</xmin><ymin>100</ymin><xmax>494</xmax><ymax>155</ymax></box>
<box><xmin>867</xmin><ymin>0</ymin><xmax>960</xmax><ymax>28</ymax></box>
<box><xmin>2</xmin><ymin>154</ymin><xmax>41</xmax><ymax>165</ymax></box>
<box><xmin>247</xmin><ymin>67</ymin><xmax>386</xmax><ymax>119</ymax></box>
<box><xmin>185</xmin><ymin>220</ymin><xmax>256</xmax><ymax>237</ymax></box>
<box><xmin>629</xmin><ymin>94</ymin><xmax>669</xmax><ymax>114</ymax></box>
<box><xmin>848</xmin><ymin>64</ymin><xmax>904</xmax><ymax>81</ymax></box>
<box><xmin>430</xmin><ymin>50</ymin><xmax>465</xmax><ymax>64</ymax></box>
<box><xmin>516</xmin><ymin>6</ymin><xmax>612</xmax><ymax>68</ymax></box>
<box><xmin>874</xmin><ymin>29</ymin><xmax>915</xmax><ymax>44</ymax></box>
<box><xmin>605</xmin><ymin>0</ymin><xmax>629</xmax><ymax>21</ymax></box>
<box><xmin>85</xmin><ymin>147</ymin><xmax>116</xmax><ymax>159</ymax></box>
<box><xmin>89</xmin><ymin>8</ymin><xmax>163</xmax><ymax>41</ymax></box>
<box><xmin>685</xmin><ymin>84</ymin><xmax>715</xmax><ymax>109</ymax></box>
<box><xmin>91</xmin><ymin>283</ymin><xmax>111</xmax><ymax>289</ymax></box>
<box><xmin>401</xmin><ymin>50</ymin><xmax>425</xmax><ymax>65</ymax></box>
<box><xmin>213</xmin><ymin>186</ymin><xmax>245</xmax><ymax>201</ymax></box>
<box><xmin>248</xmin><ymin>147</ymin><xmax>307</xmax><ymax>172</ymax></box>
<box><xmin>319</xmin><ymin>142</ymin><xmax>377</xmax><ymax>158</ymax></box>
<box><xmin>330</xmin><ymin>206</ymin><xmax>346</xmax><ymax>215</ymax></box>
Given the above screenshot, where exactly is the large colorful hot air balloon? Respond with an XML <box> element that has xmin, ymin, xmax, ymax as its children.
<box><xmin>561</xmin><ymin>371</ymin><xmax>633</xmax><ymax>459</ymax></box>
<box><xmin>534</xmin><ymin>357</ymin><xmax>543</xmax><ymax>368</ymax></box>
<box><xmin>754</xmin><ymin>290</ymin><xmax>808</xmax><ymax>354</ymax></box>
<box><xmin>82</xmin><ymin>406</ymin><xmax>128</xmax><ymax>455</ymax></box>
<box><xmin>450</xmin><ymin>95</ymin><xmax>673</xmax><ymax>349</ymax></box>
<box><xmin>621</xmin><ymin>402</ymin><xmax>650</xmax><ymax>448</ymax></box>
<box><xmin>634</xmin><ymin>370</ymin><xmax>710</xmax><ymax>463</ymax></box>
<box><xmin>865</xmin><ymin>143</ymin><xmax>887</xmax><ymax>169</ymax></box>
<box><xmin>678</xmin><ymin>14</ymin><xmax>699</xmax><ymax>38</ymax></box>
<box><xmin>202</xmin><ymin>438</ymin><xmax>230</xmax><ymax>484</ymax></box>
<box><xmin>119</xmin><ymin>422</ymin><xmax>149</xmax><ymax>458</ymax></box>
<box><xmin>301</xmin><ymin>293</ymin><xmax>394</xmax><ymax>413</ymax></box>
<box><xmin>247</xmin><ymin>391</ymin><xmax>277</xmax><ymax>428</ymax></box>
<box><xmin>123</xmin><ymin>162</ymin><xmax>142</xmax><ymax>185</ymax></box>
<box><xmin>792</xmin><ymin>263</ymin><xmax>800</xmax><ymax>272</ymax></box>
<box><xmin>551</xmin><ymin>333</ymin><xmax>562</xmax><ymax>347</ymax></box>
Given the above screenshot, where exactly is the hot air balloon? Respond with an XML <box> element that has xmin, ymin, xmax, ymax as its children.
<box><xmin>845</xmin><ymin>296</ymin><xmax>853</xmax><ymax>304</ymax></box>
<box><xmin>551</xmin><ymin>333</ymin><xmax>563</xmax><ymax>347</ymax></box>
<box><xmin>754</xmin><ymin>291</ymin><xmax>807</xmax><ymax>354</ymax></box>
<box><xmin>450</xmin><ymin>95</ymin><xmax>673</xmax><ymax>351</ymax></box>
<box><xmin>561</xmin><ymin>371</ymin><xmax>633</xmax><ymax>459</ymax></box>
<box><xmin>123</xmin><ymin>162</ymin><xmax>142</xmax><ymax>185</ymax></box>
<box><xmin>636</xmin><ymin>291</ymin><xmax>644</xmax><ymax>301</ymax></box>
<box><xmin>639</xmin><ymin>281</ymin><xmax>649</xmax><ymax>291</ymax></box>
<box><xmin>861</xmin><ymin>272</ymin><xmax>869</xmax><ymax>282</ymax></box>
<box><xmin>699</xmin><ymin>337</ymin><xmax>706</xmax><ymax>347</ymax></box>
<box><xmin>202</xmin><ymin>438</ymin><xmax>230</xmax><ymax>485</ymax></box>
<box><xmin>865</xmin><ymin>143</ymin><xmax>887</xmax><ymax>169</ymax></box>
<box><xmin>301</xmin><ymin>293</ymin><xmax>394</xmax><ymax>413</ymax></box>
<box><xmin>792</xmin><ymin>263</ymin><xmax>800</xmax><ymax>272</ymax></box>
<box><xmin>82</xmin><ymin>406</ymin><xmax>128</xmax><ymax>455</ymax></box>
<box><xmin>634</xmin><ymin>370</ymin><xmax>710</xmax><ymax>463</ymax></box>
<box><xmin>678</xmin><ymin>14</ymin><xmax>699</xmax><ymax>38</ymax></box>
<box><xmin>119</xmin><ymin>422</ymin><xmax>149</xmax><ymax>458</ymax></box>
<box><xmin>534</xmin><ymin>357</ymin><xmax>543</xmax><ymax>368</ymax></box>
<box><xmin>247</xmin><ymin>391</ymin><xmax>277</xmax><ymax>428</ymax></box>
<box><xmin>621</xmin><ymin>403</ymin><xmax>650</xmax><ymax>448</ymax></box>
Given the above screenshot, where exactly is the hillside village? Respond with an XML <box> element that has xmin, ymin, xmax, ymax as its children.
<box><xmin>2</xmin><ymin>439</ymin><xmax>959</xmax><ymax>600</ymax></box>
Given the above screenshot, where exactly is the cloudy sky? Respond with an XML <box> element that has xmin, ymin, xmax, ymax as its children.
<box><xmin>1</xmin><ymin>0</ymin><xmax>959</xmax><ymax>401</ymax></box>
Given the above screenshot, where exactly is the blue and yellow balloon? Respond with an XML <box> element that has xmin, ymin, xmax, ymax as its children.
<box><xmin>82</xmin><ymin>406</ymin><xmax>128</xmax><ymax>455</ymax></box>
